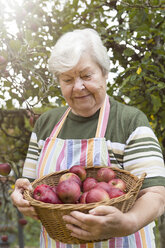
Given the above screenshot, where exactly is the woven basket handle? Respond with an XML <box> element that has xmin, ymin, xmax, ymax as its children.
<box><xmin>138</xmin><ymin>172</ymin><xmax>147</xmax><ymax>183</ymax></box>
<box><xmin>130</xmin><ymin>172</ymin><xmax>147</xmax><ymax>196</ymax></box>
<box><xmin>24</xmin><ymin>189</ymin><xmax>31</xmax><ymax>202</ymax></box>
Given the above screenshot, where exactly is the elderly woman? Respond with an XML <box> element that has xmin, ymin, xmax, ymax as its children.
<box><xmin>11</xmin><ymin>28</ymin><xmax>165</xmax><ymax>248</ymax></box>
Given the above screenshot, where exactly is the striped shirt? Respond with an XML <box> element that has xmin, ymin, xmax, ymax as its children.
<box><xmin>23</xmin><ymin>96</ymin><xmax>165</xmax><ymax>247</ymax></box>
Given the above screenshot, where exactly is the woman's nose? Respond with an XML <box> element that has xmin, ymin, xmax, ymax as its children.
<box><xmin>73</xmin><ymin>77</ymin><xmax>85</xmax><ymax>91</ymax></box>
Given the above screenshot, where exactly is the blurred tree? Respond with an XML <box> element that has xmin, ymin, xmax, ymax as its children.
<box><xmin>0</xmin><ymin>0</ymin><xmax>165</xmax><ymax>155</ymax></box>
<box><xmin>0</xmin><ymin>0</ymin><xmax>164</xmax><ymax>247</ymax></box>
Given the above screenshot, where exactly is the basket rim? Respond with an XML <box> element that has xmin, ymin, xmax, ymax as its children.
<box><xmin>31</xmin><ymin>166</ymin><xmax>144</xmax><ymax>186</ymax></box>
<box><xmin>24</xmin><ymin>189</ymin><xmax>134</xmax><ymax>210</ymax></box>
<box><xmin>24</xmin><ymin>166</ymin><xmax>146</xmax><ymax>210</ymax></box>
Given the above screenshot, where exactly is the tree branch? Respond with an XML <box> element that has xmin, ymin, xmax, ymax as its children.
<box><xmin>121</xmin><ymin>1</ymin><xmax>165</xmax><ymax>9</ymax></box>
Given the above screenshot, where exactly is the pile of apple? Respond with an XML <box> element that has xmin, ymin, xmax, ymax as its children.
<box><xmin>33</xmin><ymin>166</ymin><xmax>127</xmax><ymax>204</ymax></box>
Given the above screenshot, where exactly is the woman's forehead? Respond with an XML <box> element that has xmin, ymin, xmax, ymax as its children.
<box><xmin>60</xmin><ymin>55</ymin><xmax>100</xmax><ymax>77</ymax></box>
<box><xmin>61</xmin><ymin>66</ymin><xmax>92</xmax><ymax>76</ymax></box>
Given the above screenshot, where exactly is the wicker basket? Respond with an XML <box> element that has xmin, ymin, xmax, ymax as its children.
<box><xmin>24</xmin><ymin>166</ymin><xmax>146</xmax><ymax>244</ymax></box>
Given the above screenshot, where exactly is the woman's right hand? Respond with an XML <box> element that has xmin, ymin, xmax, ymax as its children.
<box><xmin>11</xmin><ymin>178</ymin><xmax>38</xmax><ymax>220</ymax></box>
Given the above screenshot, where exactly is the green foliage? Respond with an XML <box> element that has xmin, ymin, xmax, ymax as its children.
<box><xmin>10</xmin><ymin>217</ymin><xmax>40</xmax><ymax>247</ymax></box>
<box><xmin>0</xmin><ymin>0</ymin><xmax>164</xmax><ymax>246</ymax></box>
<box><xmin>111</xmin><ymin>3</ymin><xmax>165</xmax><ymax>156</ymax></box>
<box><xmin>23</xmin><ymin>218</ymin><xmax>40</xmax><ymax>246</ymax></box>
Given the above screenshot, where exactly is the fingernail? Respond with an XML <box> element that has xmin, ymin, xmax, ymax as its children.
<box><xmin>66</xmin><ymin>224</ymin><xmax>71</xmax><ymax>229</ymax></box>
<box><xmin>29</xmin><ymin>185</ymin><xmax>33</xmax><ymax>191</ymax></box>
<box><xmin>89</xmin><ymin>210</ymin><xmax>95</xmax><ymax>214</ymax></box>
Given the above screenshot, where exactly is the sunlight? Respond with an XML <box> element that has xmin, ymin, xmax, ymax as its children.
<box><xmin>1</xmin><ymin>0</ymin><xmax>67</xmax><ymax>35</ymax></box>
<box><xmin>0</xmin><ymin>0</ymin><xmax>24</xmax><ymax>35</ymax></box>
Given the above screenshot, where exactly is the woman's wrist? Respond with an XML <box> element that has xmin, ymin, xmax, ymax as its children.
<box><xmin>122</xmin><ymin>212</ymin><xmax>139</xmax><ymax>236</ymax></box>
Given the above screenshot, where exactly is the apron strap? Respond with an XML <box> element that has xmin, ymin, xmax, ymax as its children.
<box><xmin>49</xmin><ymin>107</ymin><xmax>71</xmax><ymax>139</ymax></box>
<box><xmin>95</xmin><ymin>94</ymin><xmax>110</xmax><ymax>138</ymax></box>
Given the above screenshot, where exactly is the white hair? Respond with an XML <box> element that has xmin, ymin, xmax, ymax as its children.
<box><xmin>48</xmin><ymin>28</ymin><xmax>110</xmax><ymax>77</ymax></box>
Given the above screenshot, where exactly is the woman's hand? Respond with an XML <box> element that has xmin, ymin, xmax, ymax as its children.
<box><xmin>63</xmin><ymin>186</ymin><xmax>165</xmax><ymax>241</ymax></box>
<box><xmin>63</xmin><ymin>205</ymin><xmax>134</xmax><ymax>241</ymax></box>
<box><xmin>11</xmin><ymin>178</ymin><xmax>38</xmax><ymax>220</ymax></box>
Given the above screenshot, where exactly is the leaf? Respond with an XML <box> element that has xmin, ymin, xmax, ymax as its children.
<box><xmin>159</xmin><ymin>111</ymin><xmax>165</xmax><ymax>128</ymax></box>
<box><xmin>0</xmin><ymin>94</ymin><xmax>4</xmax><ymax>99</ymax></box>
<box><xmin>130</xmin><ymin>74</ymin><xmax>137</xmax><ymax>81</ymax></box>
<box><xmin>3</xmin><ymin>81</ymin><xmax>11</xmax><ymax>87</ymax></box>
<box><xmin>136</xmin><ymin>67</ymin><xmax>142</xmax><ymax>75</ymax></box>
<box><xmin>150</xmin><ymin>94</ymin><xmax>162</xmax><ymax>113</ymax></box>
<box><xmin>72</xmin><ymin>0</ymin><xmax>79</xmax><ymax>8</ymax></box>
<box><xmin>123</xmin><ymin>48</ymin><xmax>135</xmax><ymax>57</ymax></box>
<box><xmin>144</xmin><ymin>76</ymin><xmax>159</xmax><ymax>84</ymax></box>
<box><xmin>158</xmin><ymin>63</ymin><xmax>165</xmax><ymax>74</ymax></box>
<box><xmin>158</xmin><ymin>82</ymin><xmax>165</xmax><ymax>89</ymax></box>
<box><xmin>31</xmin><ymin>76</ymin><xmax>42</xmax><ymax>88</ymax></box>
<box><xmin>9</xmin><ymin>40</ymin><xmax>22</xmax><ymax>53</ymax></box>
<box><xmin>6</xmin><ymin>99</ymin><xmax>13</xmax><ymax>109</ymax></box>
<box><xmin>24</xmin><ymin>29</ymin><xmax>33</xmax><ymax>43</ymax></box>
<box><xmin>120</xmin><ymin>75</ymin><xmax>131</xmax><ymax>89</ymax></box>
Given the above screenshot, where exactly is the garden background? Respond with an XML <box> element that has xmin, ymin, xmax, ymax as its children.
<box><xmin>0</xmin><ymin>0</ymin><xmax>165</xmax><ymax>247</ymax></box>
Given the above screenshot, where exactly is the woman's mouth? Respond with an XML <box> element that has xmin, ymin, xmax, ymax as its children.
<box><xmin>74</xmin><ymin>94</ymin><xmax>91</xmax><ymax>99</ymax></box>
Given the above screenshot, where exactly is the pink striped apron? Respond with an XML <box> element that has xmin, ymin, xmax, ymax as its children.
<box><xmin>36</xmin><ymin>94</ymin><xmax>155</xmax><ymax>248</ymax></box>
<box><xmin>37</xmin><ymin>95</ymin><xmax>112</xmax><ymax>247</ymax></box>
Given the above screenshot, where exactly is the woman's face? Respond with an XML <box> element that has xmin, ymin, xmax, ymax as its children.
<box><xmin>59</xmin><ymin>53</ymin><xmax>107</xmax><ymax>117</ymax></box>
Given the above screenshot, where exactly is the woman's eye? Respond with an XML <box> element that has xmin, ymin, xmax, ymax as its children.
<box><xmin>82</xmin><ymin>75</ymin><xmax>91</xmax><ymax>80</ymax></box>
<box><xmin>64</xmin><ymin>79</ymin><xmax>72</xmax><ymax>83</ymax></box>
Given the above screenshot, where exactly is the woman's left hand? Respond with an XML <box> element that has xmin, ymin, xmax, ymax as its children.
<box><xmin>62</xmin><ymin>205</ymin><xmax>134</xmax><ymax>241</ymax></box>
<box><xmin>63</xmin><ymin>186</ymin><xmax>165</xmax><ymax>241</ymax></box>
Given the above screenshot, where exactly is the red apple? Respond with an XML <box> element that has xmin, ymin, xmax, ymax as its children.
<box><xmin>1</xmin><ymin>235</ymin><xmax>8</xmax><ymax>242</ymax></box>
<box><xmin>56</xmin><ymin>180</ymin><xmax>81</xmax><ymax>204</ymax></box>
<box><xmin>108</xmin><ymin>178</ymin><xmax>126</xmax><ymax>191</ymax></box>
<box><xmin>69</xmin><ymin>165</ymin><xmax>87</xmax><ymax>181</ymax></box>
<box><xmin>96</xmin><ymin>167</ymin><xmax>116</xmax><ymax>182</ymax></box>
<box><xmin>108</xmin><ymin>188</ymin><xmax>126</xmax><ymax>199</ymax></box>
<box><xmin>33</xmin><ymin>184</ymin><xmax>62</xmax><ymax>204</ymax></box>
<box><xmin>0</xmin><ymin>163</ymin><xmax>11</xmax><ymax>176</ymax></box>
<box><xmin>29</xmin><ymin>114</ymin><xmax>40</xmax><ymax>127</ymax></box>
<box><xmin>86</xmin><ymin>187</ymin><xmax>110</xmax><ymax>203</ymax></box>
<box><xmin>59</xmin><ymin>172</ymin><xmax>82</xmax><ymax>187</ymax></box>
<box><xmin>30</xmin><ymin>23</ymin><xmax>39</xmax><ymax>32</ymax></box>
<box><xmin>19</xmin><ymin>218</ymin><xmax>28</xmax><ymax>226</ymax></box>
<box><xmin>82</xmin><ymin>177</ymin><xmax>98</xmax><ymax>192</ymax></box>
<box><xmin>0</xmin><ymin>55</ymin><xmax>6</xmax><ymax>65</ymax></box>
<box><xmin>50</xmin><ymin>186</ymin><xmax>56</xmax><ymax>193</ymax></box>
<box><xmin>79</xmin><ymin>191</ymin><xmax>88</xmax><ymax>204</ymax></box>
<box><xmin>94</xmin><ymin>182</ymin><xmax>111</xmax><ymax>194</ymax></box>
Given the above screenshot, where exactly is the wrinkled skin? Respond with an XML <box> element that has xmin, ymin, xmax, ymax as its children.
<box><xmin>59</xmin><ymin>53</ymin><xmax>107</xmax><ymax>117</ymax></box>
<box><xmin>62</xmin><ymin>186</ymin><xmax>165</xmax><ymax>241</ymax></box>
<box><xmin>11</xmin><ymin>178</ymin><xmax>38</xmax><ymax>220</ymax></box>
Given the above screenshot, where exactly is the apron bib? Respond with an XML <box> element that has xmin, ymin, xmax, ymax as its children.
<box><xmin>37</xmin><ymin>94</ymin><xmax>111</xmax><ymax>178</ymax></box>
<box><xmin>37</xmin><ymin>94</ymin><xmax>111</xmax><ymax>248</ymax></box>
